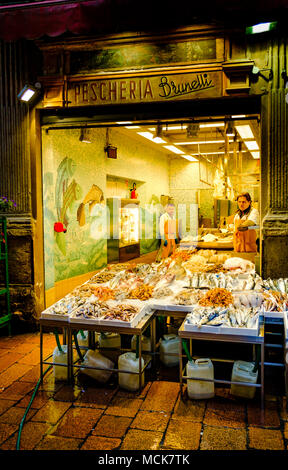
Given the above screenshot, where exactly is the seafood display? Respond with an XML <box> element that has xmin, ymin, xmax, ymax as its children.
<box><xmin>185</xmin><ymin>306</ymin><xmax>259</xmax><ymax>330</ymax></box>
<box><xmin>199</xmin><ymin>288</ymin><xmax>234</xmax><ymax>307</ymax></box>
<box><xmin>101</xmin><ymin>303</ymin><xmax>140</xmax><ymax>322</ymax></box>
<box><xmin>128</xmin><ymin>284</ymin><xmax>154</xmax><ymax>300</ymax></box>
<box><xmin>261</xmin><ymin>278</ymin><xmax>288</xmax><ymax>294</ymax></box>
<box><xmin>173</xmin><ymin>289</ymin><xmax>205</xmax><ymax>305</ymax></box>
<box><xmin>41</xmin><ymin>245</ymin><xmax>287</xmax><ymax>335</ymax></box>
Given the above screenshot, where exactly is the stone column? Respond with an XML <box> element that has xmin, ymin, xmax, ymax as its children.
<box><xmin>261</xmin><ymin>37</ymin><xmax>288</xmax><ymax>278</ymax></box>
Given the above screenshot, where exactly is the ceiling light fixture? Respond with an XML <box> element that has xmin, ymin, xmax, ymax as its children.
<box><xmin>244</xmin><ymin>141</ymin><xmax>259</xmax><ymax>151</ymax></box>
<box><xmin>235</xmin><ymin>124</ymin><xmax>254</xmax><ymax>140</ymax></box>
<box><xmin>251</xmin><ymin>151</ymin><xmax>260</xmax><ymax>159</ymax></box>
<box><xmin>226</xmin><ymin>121</ymin><xmax>235</xmax><ymax>137</ymax></box>
<box><xmin>199</xmin><ymin>122</ymin><xmax>225</xmax><ymax>128</ymax></box>
<box><xmin>181</xmin><ymin>155</ymin><xmax>198</xmax><ymax>162</ymax></box>
<box><xmin>137</xmin><ymin>131</ymin><xmax>166</xmax><ymax>144</ymax></box>
<box><xmin>164</xmin><ymin>145</ymin><xmax>184</xmax><ymax>155</ymax></box>
<box><xmin>79</xmin><ymin>127</ymin><xmax>91</xmax><ymax>143</ymax></box>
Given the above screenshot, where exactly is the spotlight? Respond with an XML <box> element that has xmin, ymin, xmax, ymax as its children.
<box><xmin>226</xmin><ymin>121</ymin><xmax>235</xmax><ymax>137</ymax></box>
<box><xmin>17</xmin><ymin>82</ymin><xmax>41</xmax><ymax>102</ymax></box>
<box><xmin>79</xmin><ymin>127</ymin><xmax>91</xmax><ymax>143</ymax></box>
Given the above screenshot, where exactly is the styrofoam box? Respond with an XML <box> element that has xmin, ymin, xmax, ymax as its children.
<box><xmin>184</xmin><ymin>316</ymin><xmax>259</xmax><ymax>337</ymax></box>
<box><xmin>98</xmin><ymin>300</ymin><xmax>150</xmax><ymax>328</ymax></box>
<box><xmin>263</xmin><ymin>310</ymin><xmax>285</xmax><ymax>319</ymax></box>
<box><xmin>283</xmin><ymin>312</ymin><xmax>288</xmax><ymax>339</ymax></box>
<box><xmin>40</xmin><ymin>301</ymin><xmax>74</xmax><ymax>321</ymax></box>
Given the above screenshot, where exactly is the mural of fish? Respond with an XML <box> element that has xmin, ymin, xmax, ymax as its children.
<box><xmin>60</xmin><ymin>179</ymin><xmax>83</xmax><ymax>227</ymax></box>
<box><xmin>55</xmin><ymin>157</ymin><xmax>76</xmax><ymax>220</ymax></box>
<box><xmin>77</xmin><ymin>184</ymin><xmax>104</xmax><ymax>226</ymax></box>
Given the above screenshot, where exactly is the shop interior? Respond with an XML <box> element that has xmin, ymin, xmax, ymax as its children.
<box><xmin>41</xmin><ymin>114</ymin><xmax>260</xmax><ymax>305</ymax></box>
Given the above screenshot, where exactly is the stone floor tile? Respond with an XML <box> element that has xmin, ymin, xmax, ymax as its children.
<box><xmin>248</xmin><ymin>427</ymin><xmax>284</xmax><ymax>450</ymax></box>
<box><xmin>0</xmin><ymin>405</ymin><xmax>37</xmax><ymax>425</ymax></box>
<box><xmin>0</xmin><ymin>399</ymin><xmax>16</xmax><ymax>416</ymax></box>
<box><xmin>74</xmin><ymin>386</ymin><xmax>116</xmax><ymax>408</ymax></box>
<box><xmin>130</xmin><ymin>410</ymin><xmax>169</xmax><ymax>432</ymax></box>
<box><xmin>0</xmin><ymin>421</ymin><xmax>51</xmax><ymax>450</ymax></box>
<box><xmin>17</xmin><ymin>389</ymin><xmax>53</xmax><ymax>409</ymax></box>
<box><xmin>140</xmin><ymin>381</ymin><xmax>179</xmax><ymax>413</ymax></box>
<box><xmin>18</xmin><ymin>365</ymin><xmax>42</xmax><ymax>383</ymax></box>
<box><xmin>0</xmin><ymin>422</ymin><xmax>18</xmax><ymax>445</ymax></box>
<box><xmin>0</xmin><ymin>351</ymin><xmax>24</xmax><ymax>372</ymax></box>
<box><xmin>18</xmin><ymin>348</ymin><xmax>42</xmax><ymax>366</ymax></box>
<box><xmin>0</xmin><ymin>363</ymin><xmax>33</xmax><ymax>389</ymax></box>
<box><xmin>200</xmin><ymin>425</ymin><xmax>247</xmax><ymax>450</ymax></box>
<box><xmin>115</xmin><ymin>381</ymin><xmax>152</xmax><ymax>399</ymax></box>
<box><xmin>120</xmin><ymin>429</ymin><xmax>163</xmax><ymax>450</ymax></box>
<box><xmin>105</xmin><ymin>397</ymin><xmax>143</xmax><ymax>417</ymax></box>
<box><xmin>81</xmin><ymin>435</ymin><xmax>121</xmax><ymax>450</ymax></box>
<box><xmin>30</xmin><ymin>399</ymin><xmax>71</xmax><ymax>425</ymax></box>
<box><xmin>35</xmin><ymin>435</ymin><xmax>83</xmax><ymax>450</ymax></box>
<box><xmin>92</xmin><ymin>414</ymin><xmax>132</xmax><ymax>438</ymax></box>
<box><xmin>172</xmin><ymin>395</ymin><xmax>205</xmax><ymax>422</ymax></box>
<box><xmin>247</xmin><ymin>402</ymin><xmax>280</xmax><ymax>428</ymax></box>
<box><xmin>53</xmin><ymin>384</ymin><xmax>82</xmax><ymax>402</ymax></box>
<box><xmin>204</xmin><ymin>403</ymin><xmax>246</xmax><ymax>428</ymax></box>
<box><xmin>0</xmin><ymin>380</ymin><xmax>35</xmax><ymax>400</ymax></box>
<box><xmin>162</xmin><ymin>419</ymin><xmax>201</xmax><ymax>450</ymax></box>
<box><xmin>51</xmin><ymin>406</ymin><xmax>103</xmax><ymax>438</ymax></box>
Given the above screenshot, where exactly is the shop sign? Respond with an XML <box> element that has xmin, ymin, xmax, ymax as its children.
<box><xmin>67</xmin><ymin>71</ymin><xmax>222</xmax><ymax>106</ymax></box>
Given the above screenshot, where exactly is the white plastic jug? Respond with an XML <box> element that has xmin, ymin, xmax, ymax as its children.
<box><xmin>131</xmin><ymin>334</ymin><xmax>151</xmax><ymax>352</ymax></box>
<box><xmin>53</xmin><ymin>345</ymin><xmax>69</xmax><ymax>381</ymax></box>
<box><xmin>76</xmin><ymin>330</ymin><xmax>89</xmax><ymax>347</ymax></box>
<box><xmin>79</xmin><ymin>349</ymin><xmax>114</xmax><ymax>383</ymax></box>
<box><xmin>186</xmin><ymin>358</ymin><xmax>215</xmax><ymax>399</ymax></box>
<box><xmin>159</xmin><ymin>334</ymin><xmax>180</xmax><ymax>367</ymax></box>
<box><xmin>118</xmin><ymin>352</ymin><xmax>145</xmax><ymax>391</ymax></box>
<box><xmin>231</xmin><ymin>360</ymin><xmax>258</xmax><ymax>399</ymax></box>
<box><xmin>99</xmin><ymin>332</ymin><xmax>121</xmax><ymax>349</ymax></box>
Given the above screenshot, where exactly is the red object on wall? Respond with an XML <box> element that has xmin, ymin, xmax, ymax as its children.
<box><xmin>54</xmin><ymin>222</ymin><xmax>67</xmax><ymax>233</ymax></box>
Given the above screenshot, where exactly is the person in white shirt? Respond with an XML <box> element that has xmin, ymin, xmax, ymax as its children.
<box><xmin>233</xmin><ymin>192</ymin><xmax>259</xmax><ymax>252</ymax></box>
<box><xmin>156</xmin><ymin>203</ymin><xmax>180</xmax><ymax>261</ymax></box>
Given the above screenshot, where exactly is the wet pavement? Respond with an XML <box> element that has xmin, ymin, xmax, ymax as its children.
<box><xmin>0</xmin><ymin>330</ymin><xmax>287</xmax><ymax>452</ymax></box>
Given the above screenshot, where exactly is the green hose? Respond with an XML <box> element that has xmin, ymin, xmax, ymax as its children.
<box><xmin>73</xmin><ymin>331</ymin><xmax>84</xmax><ymax>362</ymax></box>
<box><xmin>79</xmin><ymin>329</ymin><xmax>86</xmax><ymax>339</ymax></box>
<box><xmin>54</xmin><ymin>329</ymin><xmax>64</xmax><ymax>353</ymax></box>
<box><xmin>16</xmin><ymin>365</ymin><xmax>52</xmax><ymax>450</ymax></box>
<box><xmin>182</xmin><ymin>339</ymin><xmax>193</xmax><ymax>362</ymax></box>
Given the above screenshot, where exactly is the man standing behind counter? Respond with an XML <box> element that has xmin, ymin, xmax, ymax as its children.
<box><xmin>233</xmin><ymin>192</ymin><xmax>259</xmax><ymax>253</ymax></box>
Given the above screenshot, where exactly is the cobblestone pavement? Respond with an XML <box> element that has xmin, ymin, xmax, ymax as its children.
<box><xmin>0</xmin><ymin>330</ymin><xmax>287</xmax><ymax>452</ymax></box>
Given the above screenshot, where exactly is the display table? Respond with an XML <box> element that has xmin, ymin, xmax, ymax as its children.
<box><xmin>39</xmin><ymin>311</ymin><xmax>156</xmax><ymax>392</ymax></box>
<box><xmin>178</xmin><ymin>319</ymin><xmax>265</xmax><ymax>409</ymax></box>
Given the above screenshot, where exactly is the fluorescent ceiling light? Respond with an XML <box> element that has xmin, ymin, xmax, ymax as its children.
<box><xmin>231</xmin><ymin>115</ymin><xmax>246</xmax><ymax>118</ymax></box>
<box><xmin>116</xmin><ymin>121</ymin><xmax>132</xmax><ymax>124</ymax></box>
<box><xmin>235</xmin><ymin>125</ymin><xmax>254</xmax><ymax>140</ymax></box>
<box><xmin>199</xmin><ymin>122</ymin><xmax>224</xmax><ymax>128</ymax></box>
<box><xmin>245</xmin><ymin>141</ymin><xmax>259</xmax><ymax>151</ymax></box>
<box><xmin>174</xmin><ymin>140</ymin><xmax>232</xmax><ymax>145</ymax></box>
<box><xmin>182</xmin><ymin>155</ymin><xmax>198</xmax><ymax>162</ymax></box>
<box><xmin>189</xmin><ymin>151</ymin><xmax>236</xmax><ymax>156</ymax></box>
<box><xmin>137</xmin><ymin>131</ymin><xmax>166</xmax><ymax>144</ymax></box>
<box><xmin>125</xmin><ymin>126</ymin><xmax>140</xmax><ymax>129</ymax></box>
<box><xmin>251</xmin><ymin>151</ymin><xmax>260</xmax><ymax>159</ymax></box>
<box><xmin>148</xmin><ymin>125</ymin><xmax>187</xmax><ymax>131</ymax></box>
<box><xmin>164</xmin><ymin>145</ymin><xmax>184</xmax><ymax>155</ymax></box>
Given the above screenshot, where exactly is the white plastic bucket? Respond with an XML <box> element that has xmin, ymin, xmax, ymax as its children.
<box><xmin>118</xmin><ymin>352</ymin><xmax>145</xmax><ymax>391</ymax></box>
<box><xmin>230</xmin><ymin>360</ymin><xmax>258</xmax><ymax>399</ymax></box>
<box><xmin>53</xmin><ymin>345</ymin><xmax>69</xmax><ymax>381</ymax></box>
<box><xmin>79</xmin><ymin>349</ymin><xmax>114</xmax><ymax>383</ymax></box>
<box><xmin>98</xmin><ymin>332</ymin><xmax>121</xmax><ymax>349</ymax></box>
<box><xmin>186</xmin><ymin>358</ymin><xmax>215</xmax><ymax>399</ymax></box>
<box><xmin>159</xmin><ymin>334</ymin><xmax>180</xmax><ymax>367</ymax></box>
<box><xmin>131</xmin><ymin>334</ymin><xmax>151</xmax><ymax>352</ymax></box>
